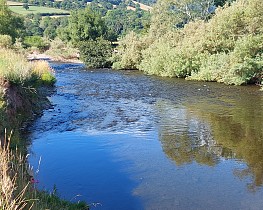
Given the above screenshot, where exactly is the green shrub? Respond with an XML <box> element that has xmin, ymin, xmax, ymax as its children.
<box><xmin>79</xmin><ymin>37</ymin><xmax>112</xmax><ymax>68</ymax></box>
<box><xmin>40</xmin><ymin>72</ymin><xmax>56</xmax><ymax>85</ymax></box>
<box><xmin>189</xmin><ymin>35</ymin><xmax>263</xmax><ymax>85</ymax></box>
<box><xmin>24</xmin><ymin>36</ymin><xmax>49</xmax><ymax>51</ymax></box>
<box><xmin>0</xmin><ymin>35</ymin><xmax>12</xmax><ymax>49</ymax></box>
<box><xmin>32</xmin><ymin>60</ymin><xmax>56</xmax><ymax>86</ymax></box>
<box><xmin>188</xmin><ymin>53</ymin><xmax>231</xmax><ymax>82</ymax></box>
<box><xmin>112</xmin><ymin>32</ymin><xmax>152</xmax><ymax>70</ymax></box>
<box><xmin>130</xmin><ymin>0</ymin><xmax>263</xmax><ymax>85</ymax></box>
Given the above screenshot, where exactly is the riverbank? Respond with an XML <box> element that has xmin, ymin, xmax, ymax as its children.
<box><xmin>0</xmin><ymin>48</ymin><xmax>88</xmax><ymax>209</ymax></box>
<box><xmin>27</xmin><ymin>52</ymin><xmax>83</xmax><ymax>64</ymax></box>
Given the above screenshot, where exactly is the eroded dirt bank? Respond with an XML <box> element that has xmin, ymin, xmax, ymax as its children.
<box><xmin>0</xmin><ymin>77</ymin><xmax>52</xmax><ymax>145</ymax></box>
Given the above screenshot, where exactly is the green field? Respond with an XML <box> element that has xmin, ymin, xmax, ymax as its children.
<box><xmin>9</xmin><ymin>5</ymin><xmax>70</xmax><ymax>15</ymax></box>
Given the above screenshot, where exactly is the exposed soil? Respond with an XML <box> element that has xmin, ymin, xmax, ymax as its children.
<box><xmin>0</xmin><ymin>78</ymin><xmax>52</xmax><ymax>145</ymax></box>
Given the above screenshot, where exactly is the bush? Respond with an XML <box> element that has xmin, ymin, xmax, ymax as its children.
<box><xmin>188</xmin><ymin>53</ymin><xmax>231</xmax><ymax>82</ymax></box>
<box><xmin>189</xmin><ymin>35</ymin><xmax>263</xmax><ymax>85</ymax></box>
<box><xmin>79</xmin><ymin>37</ymin><xmax>112</xmax><ymax>68</ymax></box>
<box><xmin>127</xmin><ymin>0</ymin><xmax>263</xmax><ymax>85</ymax></box>
<box><xmin>23</xmin><ymin>36</ymin><xmax>49</xmax><ymax>51</ymax></box>
<box><xmin>0</xmin><ymin>35</ymin><xmax>12</xmax><ymax>49</ymax></box>
<box><xmin>112</xmin><ymin>32</ymin><xmax>152</xmax><ymax>70</ymax></box>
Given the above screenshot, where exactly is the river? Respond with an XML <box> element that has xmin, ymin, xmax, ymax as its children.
<box><xmin>28</xmin><ymin>62</ymin><xmax>263</xmax><ymax>210</ymax></box>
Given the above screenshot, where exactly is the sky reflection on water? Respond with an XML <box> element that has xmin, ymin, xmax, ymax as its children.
<box><xmin>29</xmin><ymin>63</ymin><xmax>263</xmax><ymax>210</ymax></box>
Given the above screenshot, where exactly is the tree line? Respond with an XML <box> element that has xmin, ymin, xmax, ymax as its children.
<box><xmin>1</xmin><ymin>0</ymin><xmax>262</xmax><ymax>85</ymax></box>
<box><xmin>113</xmin><ymin>0</ymin><xmax>263</xmax><ymax>85</ymax></box>
<box><xmin>1</xmin><ymin>0</ymin><xmax>150</xmax><ymax>63</ymax></box>
<box><xmin>10</xmin><ymin>0</ymin><xmax>156</xmax><ymax>10</ymax></box>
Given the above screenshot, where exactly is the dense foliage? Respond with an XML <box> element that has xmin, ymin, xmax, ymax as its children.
<box><xmin>61</xmin><ymin>7</ymin><xmax>114</xmax><ymax>67</ymax></box>
<box><xmin>66</xmin><ymin>8</ymin><xmax>108</xmax><ymax>44</ymax></box>
<box><xmin>105</xmin><ymin>7</ymin><xmax>150</xmax><ymax>36</ymax></box>
<box><xmin>11</xmin><ymin>0</ymin><xmax>150</xmax><ymax>47</ymax></box>
<box><xmin>113</xmin><ymin>0</ymin><xmax>263</xmax><ymax>85</ymax></box>
<box><xmin>79</xmin><ymin>37</ymin><xmax>113</xmax><ymax>68</ymax></box>
<box><xmin>9</xmin><ymin>0</ymin><xmax>155</xmax><ymax>10</ymax></box>
<box><xmin>0</xmin><ymin>0</ymin><xmax>24</xmax><ymax>41</ymax></box>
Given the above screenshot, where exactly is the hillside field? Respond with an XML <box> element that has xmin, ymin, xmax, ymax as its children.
<box><xmin>8</xmin><ymin>5</ymin><xmax>69</xmax><ymax>15</ymax></box>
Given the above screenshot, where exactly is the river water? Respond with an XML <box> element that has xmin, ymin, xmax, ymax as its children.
<box><xmin>28</xmin><ymin>62</ymin><xmax>263</xmax><ymax>210</ymax></box>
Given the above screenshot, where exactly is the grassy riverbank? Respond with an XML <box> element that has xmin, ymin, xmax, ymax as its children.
<box><xmin>0</xmin><ymin>48</ymin><xmax>88</xmax><ymax>210</ymax></box>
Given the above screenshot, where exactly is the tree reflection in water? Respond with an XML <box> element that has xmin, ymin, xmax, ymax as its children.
<box><xmin>156</xmin><ymin>94</ymin><xmax>263</xmax><ymax>191</ymax></box>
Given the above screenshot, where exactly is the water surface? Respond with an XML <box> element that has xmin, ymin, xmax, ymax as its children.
<box><xmin>29</xmin><ymin>63</ymin><xmax>263</xmax><ymax>210</ymax></box>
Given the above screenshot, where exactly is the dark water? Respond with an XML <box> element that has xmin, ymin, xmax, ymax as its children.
<box><xmin>28</xmin><ymin>63</ymin><xmax>263</xmax><ymax>210</ymax></box>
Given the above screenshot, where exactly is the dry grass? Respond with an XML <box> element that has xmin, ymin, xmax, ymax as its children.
<box><xmin>0</xmin><ymin>49</ymin><xmax>32</xmax><ymax>84</ymax></box>
<box><xmin>0</xmin><ymin>48</ymin><xmax>55</xmax><ymax>85</ymax></box>
<box><xmin>132</xmin><ymin>1</ymin><xmax>152</xmax><ymax>11</ymax></box>
<box><xmin>0</xmin><ymin>131</ymin><xmax>32</xmax><ymax>210</ymax></box>
<box><xmin>7</xmin><ymin>1</ymin><xmax>25</xmax><ymax>6</ymax></box>
<box><xmin>32</xmin><ymin>60</ymin><xmax>52</xmax><ymax>76</ymax></box>
<box><xmin>45</xmin><ymin>38</ymin><xmax>79</xmax><ymax>61</ymax></box>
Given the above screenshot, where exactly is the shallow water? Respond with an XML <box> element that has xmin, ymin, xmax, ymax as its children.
<box><xmin>28</xmin><ymin>63</ymin><xmax>263</xmax><ymax>210</ymax></box>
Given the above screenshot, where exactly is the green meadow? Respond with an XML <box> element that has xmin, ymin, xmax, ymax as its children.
<box><xmin>9</xmin><ymin>5</ymin><xmax>69</xmax><ymax>15</ymax></box>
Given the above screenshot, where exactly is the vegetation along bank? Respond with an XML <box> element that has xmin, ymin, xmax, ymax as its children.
<box><xmin>0</xmin><ymin>47</ymin><xmax>89</xmax><ymax>209</ymax></box>
<box><xmin>4</xmin><ymin>0</ymin><xmax>262</xmax><ymax>86</ymax></box>
<box><xmin>0</xmin><ymin>0</ymin><xmax>262</xmax><ymax>208</ymax></box>
<box><xmin>0</xmin><ymin>2</ymin><xmax>88</xmax><ymax>208</ymax></box>
<box><xmin>113</xmin><ymin>0</ymin><xmax>263</xmax><ymax>86</ymax></box>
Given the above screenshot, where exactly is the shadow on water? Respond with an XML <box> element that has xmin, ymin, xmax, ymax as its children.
<box><xmin>29</xmin><ymin>62</ymin><xmax>263</xmax><ymax>210</ymax></box>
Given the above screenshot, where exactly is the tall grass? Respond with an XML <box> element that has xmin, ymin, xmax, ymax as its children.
<box><xmin>0</xmin><ymin>131</ymin><xmax>31</xmax><ymax>210</ymax></box>
<box><xmin>0</xmin><ymin>48</ymin><xmax>56</xmax><ymax>86</ymax></box>
<box><xmin>0</xmin><ymin>49</ymin><xmax>32</xmax><ymax>84</ymax></box>
<box><xmin>0</xmin><ymin>130</ymin><xmax>89</xmax><ymax>210</ymax></box>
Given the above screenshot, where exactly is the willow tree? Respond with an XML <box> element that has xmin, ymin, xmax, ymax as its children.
<box><xmin>149</xmin><ymin>0</ymin><xmax>215</xmax><ymax>37</ymax></box>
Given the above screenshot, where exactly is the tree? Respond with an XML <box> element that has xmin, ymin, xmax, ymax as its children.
<box><xmin>0</xmin><ymin>0</ymin><xmax>24</xmax><ymax>41</ymax></box>
<box><xmin>214</xmin><ymin>0</ymin><xmax>233</xmax><ymax>7</ymax></box>
<box><xmin>24</xmin><ymin>14</ymin><xmax>43</xmax><ymax>36</ymax></box>
<box><xmin>24</xmin><ymin>35</ymin><xmax>49</xmax><ymax>50</ymax></box>
<box><xmin>23</xmin><ymin>3</ymin><xmax>29</xmax><ymax>10</ymax></box>
<box><xmin>67</xmin><ymin>8</ymin><xmax>108</xmax><ymax>45</ymax></box>
<box><xmin>104</xmin><ymin>7</ymin><xmax>150</xmax><ymax>37</ymax></box>
<box><xmin>79</xmin><ymin>37</ymin><xmax>112</xmax><ymax>68</ymax></box>
<box><xmin>112</xmin><ymin>31</ymin><xmax>151</xmax><ymax>70</ymax></box>
<box><xmin>149</xmin><ymin>0</ymin><xmax>215</xmax><ymax>37</ymax></box>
